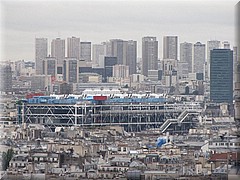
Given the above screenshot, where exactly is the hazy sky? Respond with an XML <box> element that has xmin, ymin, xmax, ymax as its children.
<box><xmin>0</xmin><ymin>0</ymin><xmax>238</xmax><ymax>61</ymax></box>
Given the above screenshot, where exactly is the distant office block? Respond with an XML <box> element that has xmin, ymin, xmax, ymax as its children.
<box><xmin>210</xmin><ymin>49</ymin><xmax>233</xmax><ymax>103</ymax></box>
<box><xmin>113</xmin><ymin>64</ymin><xmax>129</xmax><ymax>79</ymax></box>
<box><xmin>35</xmin><ymin>38</ymin><xmax>48</xmax><ymax>74</ymax></box>
<box><xmin>126</xmin><ymin>40</ymin><xmax>137</xmax><ymax>75</ymax></box>
<box><xmin>92</xmin><ymin>44</ymin><xmax>104</xmax><ymax>66</ymax></box>
<box><xmin>163</xmin><ymin>36</ymin><xmax>178</xmax><ymax>60</ymax></box>
<box><xmin>0</xmin><ymin>64</ymin><xmax>12</xmax><ymax>92</ymax></box>
<box><xmin>142</xmin><ymin>37</ymin><xmax>158</xmax><ymax>77</ymax></box>
<box><xmin>110</xmin><ymin>39</ymin><xmax>127</xmax><ymax>65</ymax></box>
<box><xmin>63</xmin><ymin>58</ymin><xmax>79</xmax><ymax>83</ymax></box>
<box><xmin>51</xmin><ymin>38</ymin><xmax>65</xmax><ymax>65</ymax></box>
<box><xmin>104</xmin><ymin>57</ymin><xmax>118</xmax><ymax>82</ymax></box>
<box><xmin>207</xmin><ymin>40</ymin><xmax>221</xmax><ymax>80</ymax></box>
<box><xmin>80</xmin><ymin>42</ymin><xmax>91</xmax><ymax>61</ymax></box>
<box><xmin>67</xmin><ymin>36</ymin><xmax>80</xmax><ymax>59</ymax></box>
<box><xmin>43</xmin><ymin>57</ymin><xmax>57</xmax><ymax>78</ymax></box>
<box><xmin>180</xmin><ymin>42</ymin><xmax>192</xmax><ymax>73</ymax></box>
<box><xmin>193</xmin><ymin>42</ymin><xmax>205</xmax><ymax>76</ymax></box>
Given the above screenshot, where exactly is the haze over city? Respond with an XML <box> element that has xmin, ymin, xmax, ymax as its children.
<box><xmin>1</xmin><ymin>0</ymin><xmax>238</xmax><ymax>61</ymax></box>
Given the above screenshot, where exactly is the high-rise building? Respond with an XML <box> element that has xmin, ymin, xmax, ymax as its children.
<box><xmin>126</xmin><ymin>40</ymin><xmax>137</xmax><ymax>75</ymax></box>
<box><xmin>233</xmin><ymin>46</ymin><xmax>238</xmax><ymax>90</ymax></box>
<box><xmin>104</xmin><ymin>57</ymin><xmax>118</xmax><ymax>82</ymax></box>
<box><xmin>235</xmin><ymin>2</ymin><xmax>240</xmax><ymax>130</ymax></box>
<box><xmin>63</xmin><ymin>58</ymin><xmax>79</xmax><ymax>83</ymax></box>
<box><xmin>110</xmin><ymin>39</ymin><xmax>127</xmax><ymax>65</ymax></box>
<box><xmin>163</xmin><ymin>36</ymin><xmax>178</xmax><ymax>60</ymax></box>
<box><xmin>142</xmin><ymin>37</ymin><xmax>158</xmax><ymax>77</ymax></box>
<box><xmin>180</xmin><ymin>42</ymin><xmax>192</xmax><ymax>73</ymax></box>
<box><xmin>0</xmin><ymin>64</ymin><xmax>12</xmax><ymax>92</ymax></box>
<box><xmin>51</xmin><ymin>38</ymin><xmax>65</xmax><ymax>65</ymax></box>
<box><xmin>67</xmin><ymin>36</ymin><xmax>80</xmax><ymax>59</ymax></box>
<box><xmin>92</xmin><ymin>44</ymin><xmax>104</xmax><ymax>66</ymax></box>
<box><xmin>210</xmin><ymin>49</ymin><xmax>233</xmax><ymax>103</ymax></box>
<box><xmin>193</xmin><ymin>42</ymin><xmax>205</xmax><ymax>75</ymax></box>
<box><xmin>80</xmin><ymin>42</ymin><xmax>91</xmax><ymax>61</ymax></box>
<box><xmin>43</xmin><ymin>57</ymin><xmax>57</xmax><ymax>78</ymax></box>
<box><xmin>102</xmin><ymin>41</ymin><xmax>112</xmax><ymax>56</ymax></box>
<box><xmin>35</xmin><ymin>38</ymin><xmax>48</xmax><ymax>74</ymax></box>
<box><xmin>206</xmin><ymin>40</ymin><xmax>221</xmax><ymax>80</ymax></box>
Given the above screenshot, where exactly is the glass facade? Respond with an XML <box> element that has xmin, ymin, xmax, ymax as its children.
<box><xmin>210</xmin><ymin>49</ymin><xmax>233</xmax><ymax>103</ymax></box>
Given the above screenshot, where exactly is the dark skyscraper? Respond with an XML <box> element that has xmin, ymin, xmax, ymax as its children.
<box><xmin>210</xmin><ymin>49</ymin><xmax>233</xmax><ymax>103</ymax></box>
<box><xmin>142</xmin><ymin>37</ymin><xmax>158</xmax><ymax>77</ymax></box>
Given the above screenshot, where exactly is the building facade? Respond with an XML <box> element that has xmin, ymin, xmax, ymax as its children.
<box><xmin>126</xmin><ymin>40</ymin><xmax>137</xmax><ymax>75</ymax></box>
<box><xmin>51</xmin><ymin>38</ymin><xmax>65</xmax><ymax>65</ymax></box>
<box><xmin>92</xmin><ymin>44</ymin><xmax>105</xmax><ymax>66</ymax></box>
<box><xmin>80</xmin><ymin>42</ymin><xmax>91</xmax><ymax>62</ymax></box>
<box><xmin>142</xmin><ymin>37</ymin><xmax>158</xmax><ymax>77</ymax></box>
<box><xmin>35</xmin><ymin>38</ymin><xmax>48</xmax><ymax>74</ymax></box>
<box><xmin>210</xmin><ymin>49</ymin><xmax>233</xmax><ymax>103</ymax></box>
<box><xmin>163</xmin><ymin>36</ymin><xmax>178</xmax><ymax>60</ymax></box>
<box><xmin>193</xmin><ymin>42</ymin><xmax>205</xmax><ymax>76</ymax></box>
<box><xmin>67</xmin><ymin>36</ymin><xmax>80</xmax><ymax>60</ymax></box>
<box><xmin>63</xmin><ymin>58</ymin><xmax>79</xmax><ymax>83</ymax></box>
<box><xmin>206</xmin><ymin>40</ymin><xmax>221</xmax><ymax>80</ymax></box>
<box><xmin>180</xmin><ymin>42</ymin><xmax>193</xmax><ymax>73</ymax></box>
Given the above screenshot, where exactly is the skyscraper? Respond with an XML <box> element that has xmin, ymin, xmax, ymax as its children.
<box><xmin>210</xmin><ymin>49</ymin><xmax>233</xmax><ymax>103</ymax></box>
<box><xmin>180</xmin><ymin>42</ymin><xmax>192</xmax><ymax>73</ymax></box>
<box><xmin>163</xmin><ymin>36</ymin><xmax>178</xmax><ymax>60</ymax></box>
<box><xmin>63</xmin><ymin>58</ymin><xmax>79</xmax><ymax>83</ymax></box>
<box><xmin>92</xmin><ymin>44</ymin><xmax>104</xmax><ymax>66</ymax></box>
<box><xmin>193</xmin><ymin>42</ymin><xmax>205</xmax><ymax>75</ymax></box>
<box><xmin>51</xmin><ymin>38</ymin><xmax>65</xmax><ymax>65</ymax></box>
<box><xmin>35</xmin><ymin>38</ymin><xmax>48</xmax><ymax>74</ymax></box>
<box><xmin>142</xmin><ymin>37</ymin><xmax>158</xmax><ymax>77</ymax></box>
<box><xmin>80</xmin><ymin>42</ymin><xmax>91</xmax><ymax>61</ymax></box>
<box><xmin>67</xmin><ymin>36</ymin><xmax>80</xmax><ymax>59</ymax></box>
<box><xmin>0</xmin><ymin>64</ymin><xmax>12</xmax><ymax>92</ymax></box>
<box><xmin>110</xmin><ymin>39</ymin><xmax>126</xmax><ymax>65</ymax></box>
<box><xmin>126</xmin><ymin>40</ymin><xmax>137</xmax><ymax>75</ymax></box>
<box><xmin>43</xmin><ymin>57</ymin><xmax>57</xmax><ymax>77</ymax></box>
<box><xmin>207</xmin><ymin>40</ymin><xmax>221</xmax><ymax>80</ymax></box>
<box><xmin>235</xmin><ymin>2</ymin><xmax>240</xmax><ymax>130</ymax></box>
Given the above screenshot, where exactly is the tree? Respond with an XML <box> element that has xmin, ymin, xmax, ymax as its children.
<box><xmin>2</xmin><ymin>148</ymin><xmax>14</xmax><ymax>171</ymax></box>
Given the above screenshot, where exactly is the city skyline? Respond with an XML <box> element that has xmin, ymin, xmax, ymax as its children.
<box><xmin>1</xmin><ymin>0</ymin><xmax>238</xmax><ymax>61</ymax></box>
